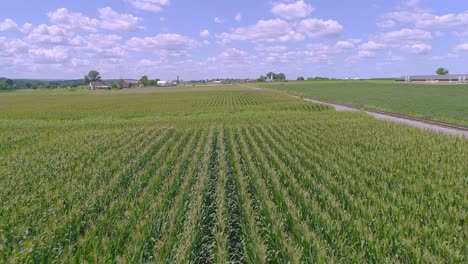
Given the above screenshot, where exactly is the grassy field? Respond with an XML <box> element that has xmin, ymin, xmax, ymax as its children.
<box><xmin>0</xmin><ymin>86</ymin><xmax>466</xmax><ymax>263</ymax></box>
<box><xmin>254</xmin><ymin>80</ymin><xmax>468</xmax><ymax>126</ymax></box>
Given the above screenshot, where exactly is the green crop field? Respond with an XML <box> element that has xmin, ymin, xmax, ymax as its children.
<box><xmin>254</xmin><ymin>80</ymin><xmax>468</xmax><ymax>126</ymax></box>
<box><xmin>0</xmin><ymin>86</ymin><xmax>466</xmax><ymax>263</ymax></box>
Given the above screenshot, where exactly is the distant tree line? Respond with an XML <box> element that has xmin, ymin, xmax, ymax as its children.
<box><xmin>84</xmin><ymin>70</ymin><xmax>164</xmax><ymax>89</ymax></box>
<box><xmin>257</xmin><ymin>72</ymin><xmax>287</xmax><ymax>82</ymax></box>
<box><xmin>0</xmin><ymin>78</ymin><xmax>84</xmax><ymax>90</ymax></box>
<box><xmin>0</xmin><ymin>78</ymin><xmax>14</xmax><ymax>90</ymax></box>
<box><xmin>138</xmin><ymin>75</ymin><xmax>161</xmax><ymax>87</ymax></box>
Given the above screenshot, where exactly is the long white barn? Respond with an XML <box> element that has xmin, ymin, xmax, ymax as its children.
<box><xmin>397</xmin><ymin>74</ymin><xmax>468</xmax><ymax>83</ymax></box>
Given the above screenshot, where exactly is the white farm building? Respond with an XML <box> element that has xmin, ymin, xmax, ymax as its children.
<box><xmin>397</xmin><ymin>74</ymin><xmax>468</xmax><ymax>83</ymax></box>
<box><xmin>157</xmin><ymin>81</ymin><xmax>169</xmax><ymax>86</ymax></box>
<box><xmin>89</xmin><ymin>82</ymin><xmax>111</xmax><ymax>90</ymax></box>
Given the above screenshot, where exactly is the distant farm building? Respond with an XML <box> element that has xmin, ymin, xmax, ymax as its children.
<box><xmin>89</xmin><ymin>82</ymin><xmax>111</xmax><ymax>90</ymax></box>
<box><xmin>157</xmin><ymin>81</ymin><xmax>169</xmax><ymax>87</ymax></box>
<box><xmin>121</xmin><ymin>80</ymin><xmax>140</xmax><ymax>88</ymax></box>
<box><xmin>265</xmin><ymin>74</ymin><xmax>274</xmax><ymax>82</ymax></box>
<box><xmin>397</xmin><ymin>74</ymin><xmax>468</xmax><ymax>83</ymax></box>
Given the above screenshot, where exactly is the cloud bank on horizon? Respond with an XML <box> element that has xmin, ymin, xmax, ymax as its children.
<box><xmin>0</xmin><ymin>0</ymin><xmax>467</xmax><ymax>80</ymax></box>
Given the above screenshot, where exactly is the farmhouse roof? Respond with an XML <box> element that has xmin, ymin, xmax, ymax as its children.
<box><xmin>123</xmin><ymin>80</ymin><xmax>139</xmax><ymax>84</ymax></box>
<box><xmin>90</xmin><ymin>81</ymin><xmax>110</xmax><ymax>86</ymax></box>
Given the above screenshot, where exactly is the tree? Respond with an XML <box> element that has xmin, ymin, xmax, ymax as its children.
<box><xmin>266</xmin><ymin>72</ymin><xmax>275</xmax><ymax>80</ymax></box>
<box><xmin>276</xmin><ymin>73</ymin><xmax>286</xmax><ymax>81</ymax></box>
<box><xmin>119</xmin><ymin>79</ymin><xmax>125</xmax><ymax>89</ymax></box>
<box><xmin>25</xmin><ymin>82</ymin><xmax>32</xmax><ymax>89</ymax></box>
<box><xmin>257</xmin><ymin>75</ymin><xmax>267</xmax><ymax>82</ymax></box>
<box><xmin>0</xmin><ymin>82</ymin><xmax>9</xmax><ymax>90</ymax></box>
<box><xmin>264</xmin><ymin>72</ymin><xmax>286</xmax><ymax>81</ymax></box>
<box><xmin>436</xmin><ymin>68</ymin><xmax>449</xmax><ymax>75</ymax></box>
<box><xmin>84</xmin><ymin>70</ymin><xmax>102</xmax><ymax>84</ymax></box>
<box><xmin>111</xmin><ymin>83</ymin><xmax>120</xmax><ymax>90</ymax></box>
<box><xmin>139</xmin><ymin>75</ymin><xmax>149</xmax><ymax>86</ymax></box>
<box><xmin>148</xmin><ymin>79</ymin><xmax>160</xmax><ymax>86</ymax></box>
<box><xmin>297</xmin><ymin>76</ymin><xmax>305</xmax><ymax>81</ymax></box>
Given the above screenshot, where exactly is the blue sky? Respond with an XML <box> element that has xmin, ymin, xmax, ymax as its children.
<box><xmin>0</xmin><ymin>0</ymin><xmax>467</xmax><ymax>80</ymax></box>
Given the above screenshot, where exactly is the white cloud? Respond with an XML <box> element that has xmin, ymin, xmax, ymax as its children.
<box><xmin>29</xmin><ymin>47</ymin><xmax>69</xmax><ymax>64</ymax></box>
<box><xmin>359</xmin><ymin>41</ymin><xmax>385</xmax><ymax>50</ymax></box>
<box><xmin>126</xmin><ymin>34</ymin><xmax>199</xmax><ymax>56</ymax></box>
<box><xmin>22</xmin><ymin>23</ymin><xmax>33</xmax><ymax>33</ymax></box>
<box><xmin>208</xmin><ymin>48</ymin><xmax>254</xmax><ymax>64</ymax></box>
<box><xmin>0</xmin><ymin>18</ymin><xmax>21</xmax><ymax>32</ymax></box>
<box><xmin>84</xmin><ymin>34</ymin><xmax>122</xmax><ymax>48</ymax></box>
<box><xmin>455</xmin><ymin>43</ymin><xmax>468</xmax><ymax>52</ymax></box>
<box><xmin>430</xmin><ymin>53</ymin><xmax>459</xmax><ymax>60</ymax></box>
<box><xmin>434</xmin><ymin>31</ymin><xmax>444</xmax><ymax>37</ymax></box>
<box><xmin>381</xmin><ymin>11</ymin><xmax>429</xmax><ymax>25</ymax></box>
<box><xmin>235</xmin><ymin>13</ymin><xmax>242</xmax><ymax>22</ymax></box>
<box><xmin>0</xmin><ymin>37</ymin><xmax>29</xmax><ymax>57</ymax></box>
<box><xmin>452</xmin><ymin>30</ymin><xmax>468</xmax><ymax>37</ymax></box>
<box><xmin>203</xmin><ymin>48</ymin><xmax>257</xmax><ymax>76</ymax></box>
<box><xmin>70</xmin><ymin>58</ymin><xmax>90</xmax><ymax>67</ymax></box>
<box><xmin>335</xmin><ymin>40</ymin><xmax>357</xmax><ymax>50</ymax></box>
<box><xmin>357</xmin><ymin>50</ymin><xmax>375</xmax><ymax>58</ymax></box>
<box><xmin>99</xmin><ymin>7</ymin><xmax>144</xmax><ymax>32</ymax></box>
<box><xmin>126</xmin><ymin>0</ymin><xmax>170</xmax><ymax>12</ymax></box>
<box><xmin>384</xmin><ymin>53</ymin><xmax>404</xmax><ymax>62</ymax></box>
<box><xmin>403</xmin><ymin>43</ymin><xmax>432</xmax><ymax>54</ymax></box>
<box><xmin>261</xmin><ymin>44</ymin><xmax>342</xmax><ymax>65</ymax></box>
<box><xmin>26</xmin><ymin>23</ymin><xmax>128</xmax><ymax>58</ymax></box>
<box><xmin>316</xmin><ymin>42</ymin><xmax>353</xmax><ymax>54</ymax></box>
<box><xmin>27</xmin><ymin>24</ymin><xmax>82</xmax><ymax>45</ymax></box>
<box><xmin>200</xmin><ymin>29</ymin><xmax>210</xmax><ymax>38</ymax></box>
<box><xmin>218</xmin><ymin>19</ymin><xmax>303</xmax><ymax>43</ymax></box>
<box><xmin>378</xmin><ymin>28</ymin><xmax>432</xmax><ymax>43</ymax></box>
<box><xmin>77</xmin><ymin>34</ymin><xmax>127</xmax><ymax>58</ymax></box>
<box><xmin>297</xmin><ymin>18</ymin><xmax>344</xmax><ymax>38</ymax></box>
<box><xmin>417</xmin><ymin>11</ymin><xmax>468</xmax><ymax>28</ymax></box>
<box><xmin>219</xmin><ymin>18</ymin><xmax>343</xmax><ymax>44</ymax></box>
<box><xmin>214</xmin><ymin>17</ymin><xmax>223</xmax><ymax>24</ymax></box>
<box><xmin>138</xmin><ymin>59</ymin><xmax>161</xmax><ymax>67</ymax></box>
<box><xmin>87</xmin><ymin>47</ymin><xmax>128</xmax><ymax>58</ymax></box>
<box><xmin>347</xmin><ymin>41</ymin><xmax>388</xmax><ymax>62</ymax></box>
<box><xmin>381</xmin><ymin>10</ymin><xmax>468</xmax><ymax>29</ymax></box>
<box><xmin>404</xmin><ymin>0</ymin><xmax>421</xmax><ymax>8</ymax></box>
<box><xmin>254</xmin><ymin>42</ymin><xmax>357</xmax><ymax>67</ymax></box>
<box><xmin>351</xmin><ymin>41</ymin><xmax>385</xmax><ymax>59</ymax></box>
<box><xmin>255</xmin><ymin>45</ymin><xmax>289</xmax><ymax>54</ymax></box>
<box><xmin>48</xmin><ymin>8</ymin><xmax>100</xmax><ymax>32</ymax></box>
<box><xmin>271</xmin><ymin>1</ymin><xmax>314</xmax><ymax>20</ymax></box>
<box><xmin>370</xmin><ymin>29</ymin><xmax>433</xmax><ymax>54</ymax></box>
<box><xmin>48</xmin><ymin>7</ymin><xmax>144</xmax><ymax>32</ymax></box>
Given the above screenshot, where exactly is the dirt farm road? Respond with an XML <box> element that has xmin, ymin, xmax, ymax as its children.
<box><xmin>242</xmin><ymin>84</ymin><xmax>468</xmax><ymax>138</ymax></box>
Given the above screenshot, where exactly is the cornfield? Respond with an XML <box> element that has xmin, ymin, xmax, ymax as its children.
<box><xmin>0</xmin><ymin>86</ymin><xmax>466</xmax><ymax>263</ymax></box>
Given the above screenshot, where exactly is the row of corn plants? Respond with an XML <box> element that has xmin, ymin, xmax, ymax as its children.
<box><xmin>1</xmin><ymin>86</ymin><xmax>466</xmax><ymax>262</ymax></box>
